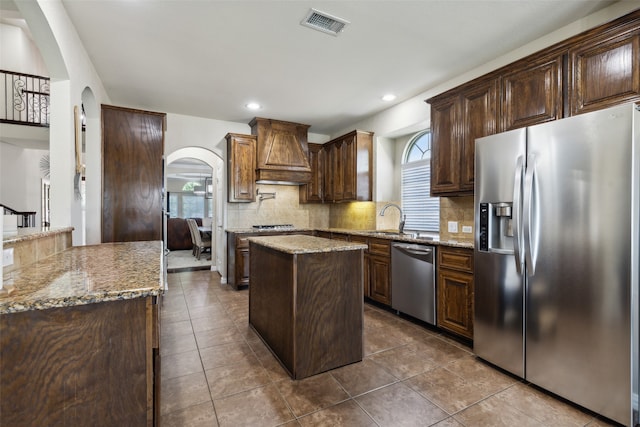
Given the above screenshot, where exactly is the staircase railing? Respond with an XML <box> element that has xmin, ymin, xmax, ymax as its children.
<box><xmin>0</xmin><ymin>69</ymin><xmax>50</xmax><ymax>127</ymax></box>
<box><xmin>1</xmin><ymin>204</ymin><xmax>36</xmax><ymax>228</ymax></box>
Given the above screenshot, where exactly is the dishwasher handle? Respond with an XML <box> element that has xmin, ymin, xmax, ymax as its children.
<box><xmin>392</xmin><ymin>244</ymin><xmax>434</xmax><ymax>263</ymax></box>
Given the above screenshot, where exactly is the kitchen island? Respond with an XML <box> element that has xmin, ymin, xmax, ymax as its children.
<box><xmin>0</xmin><ymin>241</ymin><xmax>163</xmax><ymax>427</ymax></box>
<box><xmin>248</xmin><ymin>235</ymin><xmax>366</xmax><ymax>379</ymax></box>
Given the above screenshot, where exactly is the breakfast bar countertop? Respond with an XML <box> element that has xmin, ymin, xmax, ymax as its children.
<box><xmin>2</xmin><ymin>226</ymin><xmax>74</xmax><ymax>245</ymax></box>
<box><xmin>0</xmin><ymin>240</ymin><xmax>164</xmax><ymax>315</ymax></box>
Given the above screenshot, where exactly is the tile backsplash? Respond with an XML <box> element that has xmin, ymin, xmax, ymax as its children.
<box><xmin>439</xmin><ymin>196</ymin><xmax>474</xmax><ymax>243</ymax></box>
<box><xmin>226</xmin><ymin>185</ymin><xmax>475</xmax><ymax>242</ymax></box>
<box><xmin>226</xmin><ymin>186</ymin><xmax>404</xmax><ymax>232</ymax></box>
<box><xmin>226</xmin><ymin>184</ymin><xmax>330</xmax><ymax>229</ymax></box>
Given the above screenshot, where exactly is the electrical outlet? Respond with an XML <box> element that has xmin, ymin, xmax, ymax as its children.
<box><xmin>462</xmin><ymin>225</ymin><xmax>473</xmax><ymax>233</ymax></box>
<box><xmin>447</xmin><ymin>221</ymin><xmax>458</xmax><ymax>233</ymax></box>
<box><xmin>3</xmin><ymin>248</ymin><xmax>14</xmax><ymax>266</ymax></box>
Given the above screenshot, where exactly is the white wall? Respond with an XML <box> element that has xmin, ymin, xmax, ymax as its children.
<box><xmin>0</xmin><ymin>21</ymin><xmax>49</xmax><ymax>225</ymax></box>
<box><xmin>0</xmin><ymin>22</ymin><xmax>48</xmax><ymax>76</ymax></box>
<box><xmin>16</xmin><ymin>0</ymin><xmax>110</xmax><ymax>246</ymax></box>
<box><xmin>0</xmin><ymin>142</ymin><xmax>48</xmax><ymax>226</ymax></box>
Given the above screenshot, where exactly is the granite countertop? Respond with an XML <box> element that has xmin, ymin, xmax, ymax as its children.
<box><xmin>3</xmin><ymin>226</ymin><xmax>74</xmax><ymax>245</ymax></box>
<box><xmin>227</xmin><ymin>227</ymin><xmax>473</xmax><ymax>249</ymax></box>
<box><xmin>226</xmin><ymin>227</ymin><xmax>314</xmax><ymax>234</ymax></box>
<box><xmin>1</xmin><ymin>241</ymin><xmax>164</xmax><ymax>315</ymax></box>
<box><xmin>320</xmin><ymin>228</ymin><xmax>474</xmax><ymax>249</ymax></box>
<box><xmin>248</xmin><ymin>235</ymin><xmax>368</xmax><ymax>255</ymax></box>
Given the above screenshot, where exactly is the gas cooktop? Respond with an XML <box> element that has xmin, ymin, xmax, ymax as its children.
<box><xmin>251</xmin><ymin>224</ymin><xmax>294</xmax><ymax>231</ymax></box>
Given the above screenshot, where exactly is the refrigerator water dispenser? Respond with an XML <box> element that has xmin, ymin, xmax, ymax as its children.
<box><xmin>479</xmin><ymin>202</ymin><xmax>514</xmax><ymax>253</ymax></box>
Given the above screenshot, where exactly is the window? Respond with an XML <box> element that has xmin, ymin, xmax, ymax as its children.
<box><xmin>168</xmin><ymin>192</ymin><xmax>213</xmax><ymax>219</ymax></box>
<box><xmin>401</xmin><ymin>130</ymin><xmax>439</xmax><ymax>232</ymax></box>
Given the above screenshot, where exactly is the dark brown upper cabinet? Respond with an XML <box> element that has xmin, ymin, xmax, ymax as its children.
<box><xmin>427</xmin><ymin>9</ymin><xmax>640</xmax><ymax>197</ymax></box>
<box><xmin>500</xmin><ymin>53</ymin><xmax>564</xmax><ymax>131</ymax></box>
<box><xmin>569</xmin><ymin>21</ymin><xmax>640</xmax><ymax>115</ymax></box>
<box><xmin>226</xmin><ymin>133</ymin><xmax>256</xmax><ymax>203</ymax></box>
<box><xmin>429</xmin><ymin>78</ymin><xmax>497</xmax><ymax>196</ymax></box>
<box><xmin>322</xmin><ymin>130</ymin><xmax>373</xmax><ymax>203</ymax></box>
<box><xmin>299</xmin><ymin>143</ymin><xmax>324</xmax><ymax>203</ymax></box>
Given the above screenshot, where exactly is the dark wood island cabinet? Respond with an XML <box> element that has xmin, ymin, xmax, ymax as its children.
<box><xmin>0</xmin><ymin>241</ymin><xmax>163</xmax><ymax>427</ymax></box>
<box><xmin>248</xmin><ymin>235</ymin><xmax>366</xmax><ymax>379</ymax></box>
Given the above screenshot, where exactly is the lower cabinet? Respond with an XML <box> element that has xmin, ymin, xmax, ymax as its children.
<box><xmin>227</xmin><ymin>230</ymin><xmax>313</xmax><ymax>289</ymax></box>
<box><xmin>331</xmin><ymin>234</ymin><xmax>391</xmax><ymax>306</ymax></box>
<box><xmin>368</xmin><ymin>238</ymin><xmax>391</xmax><ymax>305</ymax></box>
<box><xmin>349</xmin><ymin>235</ymin><xmax>370</xmax><ymax>298</ymax></box>
<box><xmin>437</xmin><ymin>246</ymin><xmax>474</xmax><ymax>339</ymax></box>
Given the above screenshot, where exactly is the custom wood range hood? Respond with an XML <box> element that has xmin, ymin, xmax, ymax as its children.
<box><xmin>250</xmin><ymin>117</ymin><xmax>312</xmax><ymax>185</ymax></box>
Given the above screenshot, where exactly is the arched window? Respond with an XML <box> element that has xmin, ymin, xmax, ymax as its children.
<box><xmin>401</xmin><ymin>130</ymin><xmax>439</xmax><ymax>232</ymax></box>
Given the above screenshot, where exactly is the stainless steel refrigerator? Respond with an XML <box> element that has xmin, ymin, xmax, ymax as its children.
<box><xmin>474</xmin><ymin>103</ymin><xmax>639</xmax><ymax>427</ymax></box>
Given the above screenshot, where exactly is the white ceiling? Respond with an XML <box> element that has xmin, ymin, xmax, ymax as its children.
<box><xmin>8</xmin><ymin>0</ymin><xmax>621</xmax><ymax>136</ymax></box>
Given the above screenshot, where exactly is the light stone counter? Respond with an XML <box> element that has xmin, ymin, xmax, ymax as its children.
<box><xmin>319</xmin><ymin>228</ymin><xmax>474</xmax><ymax>249</ymax></box>
<box><xmin>247</xmin><ymin>234</ymin><xmax>367</xmax><ymax>254</ymax></box>
<box><xmin>3</xmin><ymin>226</ymin><xmax>74</xmax><ymax>275</ymax></box>
<box><xmin>0</xmin><ymin>241</ymin><xmax>164</xmax><ymax>314</ymax></box>
<box><xmin>2</xmin><ymin>226</ymin><xmax>73</xmax><ymax>245</ymax></box>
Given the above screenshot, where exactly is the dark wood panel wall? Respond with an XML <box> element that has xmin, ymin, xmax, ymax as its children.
<box><xmin>0</xmin><ymin>298</ymin><xmax>154</xmax><ymax>426</ymax></box>
<box><xmin>102</xmin><ymin>105</ymin><xmax>165</xmax><ymax>243</ymax></box>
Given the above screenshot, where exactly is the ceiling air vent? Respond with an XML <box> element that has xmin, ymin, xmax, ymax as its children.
<box><xmin>301</xmin><ymin>8</ymin><xmax>350</xmax><ymax>36</ymax></box>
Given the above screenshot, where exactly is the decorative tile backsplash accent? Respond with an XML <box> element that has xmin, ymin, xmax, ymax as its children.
<box><xmin>330</xmin><ymin>202</ymin><xmax>375</xmax><ymax>230</ymax></box>
<box><xmin>329</xmin><ymin>201</ymin><xmax>406</xmax><ymax>230</ymax></box>
<box><xmin>439</xmin><ymin>196</ymin><xmax>474</xmax><ymax>243</ymax></box>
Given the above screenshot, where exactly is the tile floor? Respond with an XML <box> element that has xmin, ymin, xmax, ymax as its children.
<box><xmin>167</xmin><ymin>249</ymin><xmax>212</xmax><ymax>273</ymax></box>
<box><xmin>160</xmin><ymin>270</ymin><xmax>619</xmax><ymax>427</ymax></box>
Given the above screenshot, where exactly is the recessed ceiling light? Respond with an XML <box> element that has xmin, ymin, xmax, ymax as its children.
<box><xmin>246</xmin><ymin>102</ymin><xmax>261</xmax><ymax>110</ymax></box>
<box><xmin>382</xmin><ymin>94</ymin><xmax>396</xmax><ymax>102</ymax></box>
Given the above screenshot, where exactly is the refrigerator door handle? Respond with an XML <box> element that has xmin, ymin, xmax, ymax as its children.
<box><xmin>523</xmin><ymin>153</ymin><xmax>538</xmax><ymax>275</ymax></box>
<box><xmin>512</xmin><ymin>155</ymin><xmax>525</xmax><ymax>274</ymax></box>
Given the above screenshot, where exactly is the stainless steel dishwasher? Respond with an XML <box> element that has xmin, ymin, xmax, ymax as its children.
<box><xmin>391</xmin><ymin>242</ymin><xmax>436</xmax><ymax>325</ymax></box>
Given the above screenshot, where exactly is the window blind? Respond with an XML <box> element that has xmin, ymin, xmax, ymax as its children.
<box><xmin>401</xmin><ymin>158</ymin><xmax>439</xmax><ymax>232</ymax></box>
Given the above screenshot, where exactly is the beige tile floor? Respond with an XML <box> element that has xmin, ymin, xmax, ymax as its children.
<box><xmin>160</xmin><ymin>270</ymin><xmax>619</xmax><ymax>427</ymax></box>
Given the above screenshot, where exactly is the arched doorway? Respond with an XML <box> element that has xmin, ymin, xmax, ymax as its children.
<box><xmin>166</xmin><ymin>148</ymin><xmax>224</xmax><ymax>273</ymax></box>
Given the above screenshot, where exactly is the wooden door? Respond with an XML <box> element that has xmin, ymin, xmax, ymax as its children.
<box><xmin>332</xmin><ymin>140</ymin><xmax>345</xmax><ymax>201</ymax></box>
<box><xmin>501</xmin><ymin>54</ymin><xmax>564</xmax><ymax>130</ymax></box>
<box><xmin>369</xmin><ymin>255</ymin><xmax>391</xmax><ymax>305</ymax></box>
<box><xmin>237</xmin><ymin>248</ymin><xmax>250</xmax><ymax>286</ymax></box>
<box><xmin>437</xmin><ymin>268</ymin><xmax>474</xmax><ymax>339</ymax></box>
<box><xmin>459</xmin><ymin>79</ymin><xmax>498</xmax><ymax>191</ymax></box>
<box><xmin>429</xmin><ymin>95</ymin><xmax>460</xmax><ymax>195</ymax></box>
<box><xmin>299</xmin><ymin>143</ymin><xmax>323</xmax><ymax>203</ymax></box>
<box><xmin>341</xmin><ymin>134</ymin><xmax>357</xmax><ymax>201</ymax></box>
<box><xmin>323</xmin><ymin>142</ymin><xmax>340</xmax><ymax>202</ymax></box>
<box><xmin>227</xmin><ymin>133</ymin><xmax>256</xmax><ymax>202</ymax></box>
<box><xmin>102</xmin><ymin>105</ymin><xmax>165</xmax><ymax>243</ymax></box>
<box><xmin>569</xmin><ymin>29</ymin><xmax>640</xmax><ymax>115</ymax></box>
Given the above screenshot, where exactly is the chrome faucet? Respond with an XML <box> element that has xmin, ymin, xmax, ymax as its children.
<box><xmin>379</xmin><ymin>203</ymin><xmax>406</xmax><ymax>234</ymax></box>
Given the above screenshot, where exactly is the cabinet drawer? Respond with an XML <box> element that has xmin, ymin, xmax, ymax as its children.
<box><xmin>236</xmin><ymin>236</ymin><xmax>250</xmax><ymax>248</ymax></box>
<box><xmin>349</xmin><ymin>235</ymin><xmax>369</xmax><ymax>251</ymax></box>
<box><xmin>331</xmin><ymin>233</ymin><xmax>351</xmax><ymax>242</ymax></box>
<box><xmin>438</xmin><ymin>247</ymin><xmax>473</xmax><ymax>273</ymax></box>
<box><xmin>368</xmin><ymin>238</ymin><xmax>390</xmax><ymax>257</ymax></box>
